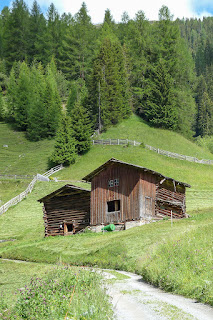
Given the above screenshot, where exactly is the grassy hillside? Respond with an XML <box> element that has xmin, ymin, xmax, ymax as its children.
<box><xmin>0</xmin><ymin>188</ymin><xmax>212</xmax><ymax>305</ymax></box>
<box><xmin>0</xmin><ymin>115</ymin><xmax>213</xmax><ymax>307</ymax></box>
<box><xmin>0</xmin><ymin>122</ymin><xmax>55</xmax><ymax>175</ymax></box>
<box><xmin>100</xmin><ymin>114</ymin><xmax>213</xmax><ymax>160</ymax></box>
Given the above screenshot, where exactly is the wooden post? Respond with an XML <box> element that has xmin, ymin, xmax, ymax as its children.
<box><xmin>171</xmin><ymin>210</ymin><xmax>173</xmax><ymax>227</ymax></box>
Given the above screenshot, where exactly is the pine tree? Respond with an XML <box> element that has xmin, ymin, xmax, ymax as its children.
<box><xmin>88</xmin><ymin>37</ymin><xmax>131</xmax><ymax>130</ymax></box>
<box><xmin>0</xmin><ymin>87</ymin><xmax>4</xmax><ymax>121</ymax></box>
<box><xmin>66</xmin><ymin>79</ymin><xmax>88</xmax><ymax>115</ymax></box>
<box><xmin>28</xmin><ymin>1</ymin><xmax>47</xmax><ymax>64</ymax></box>
<box><xmin>27</xmin><ymin>62</ymin><xmax>47</xmax><ymax>141</ymax></box>
<box><xmin>4</xmin><ymin>0</ymin><xmax>30</xmax><ymax>69</ymax></box>
<box><xmin>44</xmin><ymin>62</ymin><xmax>62</xmax><ymax>137</ymax></box>
<box><xmin>73</xmin><ymin>2</ymin><xmax>97</xmax><ymax>80</ymax></box>
<box><xmin>70</xmin><ymin>102</ymin><xmax>92</xmax><ymax>154</ymax></box>
<box><xmin>50</xmin><ymin>115</ymin><xmax>76</xmax><ymax>166</ymax></box>
<box><xmin>142</xmin><ymin>60</ymin><xmax>178</xmax><ymax>129</ymax></box>
<box><xmin>14</xmin><ymin>61</ymin><xmax>31</xmax><ymax>130</ymax></box>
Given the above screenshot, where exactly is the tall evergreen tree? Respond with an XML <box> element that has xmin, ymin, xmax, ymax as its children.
<box><xmin>73</xmin><ymin>2</ymin><xmax>97</xmax><ymax>80</ymax></box>
<box><xmin>0</xmin><ymin>87</ymin><xmax>4</xmax><ymax>121</ymax></box>
<box><xmin>13</xmin><ymin>61</ymin><xmax>30</xmax><ymax>130</ymax></box>
<box><xmin>142</xmin><ymin>59</ymin><xmax>177</xmax><ymax>129</ymax></box>
<box><xmin>66</xmin><ymin>78</ymin><xmax>88</xmax><ymax>115</ymax></box>
<box><xmin>28</xmin><ymin>1</ymin><xmax>47</xmax><ymax>64</ymax></box>
<box><xmin>88</xmin><ymin>37</ymin><xmax>131</xmax><ymax>130</ymax></box>
<box><xmin>27</xmin><ymin>62</ymin><xmax>47</xmax><ymax>141</ymax></box>
<box><xmin>70</xmin><ymin>102</ymin><xmax>92</xmax><ymax>154</ymax></box>
<box><xmin>44</xmin><ymin>61</ymin><xmax>62</xmax><ymax>137</ymax></box>
<box><xmin>50</xmin><ymin>115</ymin><xmax>76</xmax><ymax>166</ymax></box>
<box><xmin>4</xmin><ymin>0</ymin><xmax>30</xmax><ymax>69</ymax></box>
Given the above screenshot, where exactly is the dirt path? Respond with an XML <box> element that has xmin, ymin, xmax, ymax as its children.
<box><xmin>105</xmin><ymin>270</ymin><xmax>213</xmax><ymax>320</ymax></box>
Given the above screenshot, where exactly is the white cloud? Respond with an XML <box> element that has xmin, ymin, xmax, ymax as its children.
<box><xmin>22</xmin><ymin>0</ymin><xmax>212</xmax><ymax>23</ymax></box>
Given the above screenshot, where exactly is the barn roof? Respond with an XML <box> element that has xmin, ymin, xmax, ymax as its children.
<box><xmin>38</xmin><ymin>184</ymin><xmax>90</xmax><ymax>203</ymax></box>
<box><xmin>83</xmin><ymin>158</ymin><xmax>191</xmax><ymax>187</ymax></box>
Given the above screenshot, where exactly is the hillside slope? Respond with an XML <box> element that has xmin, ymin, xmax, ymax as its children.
<box><xmin>0</xmin><ymin>122</ymin><xmax>55</xmax><ymax>175</ymax></box>
<box><xmin>100</xmin><ymin>115</ymin><xmax>213</xmax><ymax>160</ymax></box>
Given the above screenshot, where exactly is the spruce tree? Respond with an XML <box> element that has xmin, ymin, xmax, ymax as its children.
<box><xmin>44</xmin><ymin>61</ymin><xmax>62</xmax><ymax>137</ymax></box>
<box><xmin>27</xmin><ymin>62</ymin><xmax>47</xmax><ymax>141</ymax></box>
<box><xmin>142</xmin><ymin>60</ymin><xmax>178</xmax><ymax>129</ymax></box>
<box><xmin>50</xmin><ymin>115</ymin><xmax>76</xmax><ymax>166</ymax></box>
<box><xmin>66</xmin><ymin>79</ymin><xmax>88</xmax><ymax>115</ymax></box>
<box><xmin>70</xmin><ymin>102</ymin><xmax>92</xmax><ymax>154</ymax></box>
<box><xmin>4</xmin><ymin>0</ymin><xmax>30</xmax><ymax>69</ymax></box>
<box><xmin>88</xmin><ymin>37</ymin><xmax>131</xmax><ymax>130</ymax></box>
<box><xmin>28</xmin><ymin>1</ymin><xmax>47</xmax><ymax>64</ymax></box>
<box><xmin>0</xmin><ymin>87</ymin><xmax>4</xmax><ymax>121</ymax></box>
<box><xmin>14</xmin><ymin>61</ymin><xmax>30</xmax><ymax>130</ymax></box>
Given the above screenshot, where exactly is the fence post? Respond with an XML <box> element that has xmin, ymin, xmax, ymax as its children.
<box><xmin>118</xmin><ymin>139</ymin><xmax>119</xmax><ymax>145</ymax></box>
<box><xmin>134</xmin><ymin>140</ymin><xmax>136</xmax><ymax>146</ymax></box>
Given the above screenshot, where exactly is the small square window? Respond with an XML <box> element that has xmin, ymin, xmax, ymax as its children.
<box><xmin>114</xmin><ymin>178</ymin><xmax>119</xmax><ymax>186</ymax></box>
<box><xmin>107</xmin><ymin>200</ymin><xmax>120</xmax><ymax>212</ymax></box>
<box><xmin>108</xmin><ymin>180</ymin><xmax>114</xmax><ymax>187</ymax></box>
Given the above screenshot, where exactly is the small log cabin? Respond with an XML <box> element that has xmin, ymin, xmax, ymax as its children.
<box><xmin>83</xmin><ymin>158</ymin><xmax>191</xmax><ymax>226</ymax></box>
<box><xmin>38</xmin><ymin>185</ymin><xmax>90</xmax><ymax>236</ymax></box>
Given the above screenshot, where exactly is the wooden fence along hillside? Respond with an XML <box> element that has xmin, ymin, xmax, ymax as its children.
<box><xmin>0</xmin><ymin>164</ymin><xmax>63</xmax><ymax>215</ymax></box>
<box><xmin>92</xmin><ymin>139</ymin><xmax>213</xmax><ymax>165</ymax></box>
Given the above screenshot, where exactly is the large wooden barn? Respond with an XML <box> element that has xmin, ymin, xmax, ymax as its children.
<box><xmin>38</xmin><ymin>185</ymin><xmax>90</xmax><ymax>236</ymax></box>
<box><xmin>39</xmin><ymin>158</ymin><xmax>190</xmax><ymax>236</ymax></box>
<box><xmin>83</xmin><ymin>158</ymin><xmax>191</xmax><ymax>227</ymax></box>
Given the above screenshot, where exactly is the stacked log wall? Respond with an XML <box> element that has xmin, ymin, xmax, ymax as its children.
<box><xmin>43</xmin><ymin>191</ymin><xmax>90</xmax><ymax>236</ymax></box>
<box><xmin>155</xmin><ymin>181</ymin><xmax>186</xmax><ymax>218</ymax></box>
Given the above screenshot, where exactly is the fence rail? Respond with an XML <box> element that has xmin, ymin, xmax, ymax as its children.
<box><xmin>92</xmin><ymin>139</ymin><xmax>213</xmax><ymax>165</ymax></box>
<box><xmin>0</xmin><ymin>174</ymin><xmax>34</xmax><ymax>180</ymax></box>
<box><xmin>0</xmin><ymin>164</ymin><xmax>63</xmax><ymax>216</ymax></box>
<box><xmin>92</xmin><ymin>139</ymin><xmax>141</xmax><ymax>146</ymax></box>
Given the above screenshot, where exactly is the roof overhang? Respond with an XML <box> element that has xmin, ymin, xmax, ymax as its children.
<box><xmin>82</xmin><ymin>158</ymin><xmax>191</xmax><ymax>188</ymax></box>
<box><xmin>38</xmin><ymin>184</ymin><xmax>91</xmax><ymax>203</ymax></box>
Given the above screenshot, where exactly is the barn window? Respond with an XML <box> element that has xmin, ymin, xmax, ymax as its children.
<box><xmin>107</xmin><ymin>200</ymin><xmax>120</xmax><ymax>212</ymax></box>
<box><xmin>108</xmin><ymin>180</ymin><xmax>114</xmax><ymax>187</ymax></box>
<box><xmin>108</xmin><ymin>178</ymin><xmax>119</xmax><ymax>187</ymax></box>
<box><xmin>114</xmin><ymin>178</ymin><xmax>119</xmax><ymax>186</ymax></box>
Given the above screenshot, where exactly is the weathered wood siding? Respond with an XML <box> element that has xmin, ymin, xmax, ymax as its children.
<box><xmin>155</xmin><ymin>180</ymin><xmax>186</xmax><ymax>218</ymax></box>
<box><xmin>90</xmin><ymin>164</ymin><xmax>157</xmax><ymax>225</ymax></box>
<box><xmin>139</xmin><ymin>172</ymin><xmax>157</xmax><ymax>219</ymax></box>
<box><xmin>90</xmin><ymin>162</ymin><xmax>187</xmax><ymax>225</ymax></box>
<box><xmin>43</xmin><ymin>191</ymin><xmax>90</xmax><ymax>236</ymax></box>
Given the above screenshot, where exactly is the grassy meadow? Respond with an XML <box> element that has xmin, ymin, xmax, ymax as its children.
<box><xmin>0</xmin><ymin>261</ymin><xmax>113</xmax><ymax>320</ymax></box>
<box><xmin>0</xmin><ymin>114</ymin><xmax>213</xmax><ymax>312</ymax></box>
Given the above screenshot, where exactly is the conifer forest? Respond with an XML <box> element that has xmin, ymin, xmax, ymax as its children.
<box><xmin>0</xmin><ymin>0</ymin><xmax>213</xmax><ymax>163</ymax></box>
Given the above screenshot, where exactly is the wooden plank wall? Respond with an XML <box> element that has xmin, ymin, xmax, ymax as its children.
<box><xmin>91</xmin><ymin>164</ymin><xmax>141</xmax><ymax>225</ymax></box>
<box><xmin>43</xmin><ymin>191</ymin><xmax>90</xmax><ymax>236</ymax></box>
<box><xmin>91</xmin><ymin>164</ymin><xmax>159</xmax><ymax>225</ymax></box>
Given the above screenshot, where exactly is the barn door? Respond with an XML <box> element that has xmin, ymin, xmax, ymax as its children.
<box><xmin>145</xmin><ymin>196</ymin><xmax>153</xmax><ymax>218</ymax></box>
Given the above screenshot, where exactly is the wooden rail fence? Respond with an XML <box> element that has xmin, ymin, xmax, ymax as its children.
<box><xmin>0</xmin><ymin>164</ymin><xmax>63</xmax><ymax>215</ymax></box>
<box><xmin>0</xmin><ymin>174</ymin><xmax>34</xmax><ymax>180</ymax></box>
<box><xmin>92</xmin><ymin>139</ymin><xmax>213</xmax><ymax>165</ymax></box>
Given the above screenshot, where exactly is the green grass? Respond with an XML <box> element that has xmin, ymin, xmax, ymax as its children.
<box><xmin>0</xmin><ymin>122</ymin><xmax>55</xmax><ymax>175</ymax></box>
<box><xmin>99</xmin><ymin>114</ymin><xmax>213</xmax><ymax>160</ymax></box>
<box><xmin>0</xmin><ymin>115</ymin><xmax>213</xmax><ymax>309</ymax></box>
<box><xmin>0</xmin><ymin>179</ymin><xmax>30</xmax><ymax>205</ymax></box>
<box><xmin>0</xmin><ymin>259</ymin><xmax>56</xmax><ymax>304</ymax></box>
<box><xmin>0</xmin><ymin>205</ymin><xmax>212</xmax><ymax>305</ymax></box>
<box><xmin>0</xmin><ymin>262</ymin><xmax>113</xmax><ymax>320</ymax></box>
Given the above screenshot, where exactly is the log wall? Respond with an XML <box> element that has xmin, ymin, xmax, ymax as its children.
<box><xmin>43</xmin><ymin>191</ymin><xmax>90</xmax><ymax>236</ymax></box>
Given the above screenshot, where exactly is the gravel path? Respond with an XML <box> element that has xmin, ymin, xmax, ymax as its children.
<box><xmin>106</xmin><ymin>270</ymin><xmax>213</xmax><ymax>320</ymax></box>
